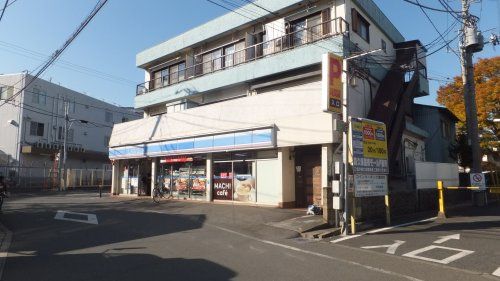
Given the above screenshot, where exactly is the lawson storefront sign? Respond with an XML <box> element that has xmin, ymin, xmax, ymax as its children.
<box><xmin>109</xmin><ymin>128</ymin><xmax>275</xmax><ymax>160</ymax></box>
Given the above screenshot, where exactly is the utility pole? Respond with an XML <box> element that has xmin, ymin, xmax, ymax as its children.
<box><xmin>459</xmin><ymin>0</ymin><xmax>482</xmax><ymax>174</ymax></box>
<box><xmin>62</xmin><ymin>100</ymin><xmax>69</xmax><ymax>191</ymax></box>
<box><xmin>340</xmin><ymin>49</ymin><xmax>382</xmax><ymax>236</ymax></box>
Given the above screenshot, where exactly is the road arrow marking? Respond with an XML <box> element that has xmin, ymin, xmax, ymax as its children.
<box><xmin>402</xmin><ymin>245</ymin><xmax>474</xmax><ymax>264</ymax></box>
<box><xmin>434</xmin><ymin>234</ymin><xmax>460</xmax><ymax>244</ymax></box>
<box><xmin>493</xmin><ymin>267</ymin><xmax>500</xmax><ymax>277</ymax></box>
<box><xmin>361</xmin><ymin>240</ymin><xmax>406</xmax><ymax>254</ymax></box>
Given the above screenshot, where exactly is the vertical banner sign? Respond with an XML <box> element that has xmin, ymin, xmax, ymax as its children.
<box><xmin>322</xmin><ymin>53</ymin><xmax>343</xmax><ymax>115</ymax></box>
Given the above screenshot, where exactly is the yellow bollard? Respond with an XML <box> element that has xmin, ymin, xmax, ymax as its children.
<box><xmin>351</xmin><ymin>197</ymin><xmax>357</xmax><ymax>234</ymax></box>
<box><xmin>385</xmin><ymin>194</ymin><xmax>391</xmax><ymax>225</ymax></box>
<box><xmin>437</xmin><ymin>180</ymin><xmax>446</xmax><ymax>218</ymax></box>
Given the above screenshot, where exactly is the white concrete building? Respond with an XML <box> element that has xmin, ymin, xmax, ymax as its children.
<box><xmin>0</xmin><ymin>73</ymin><xmax>141</xmax><ymax>170</ymax></box>
<box><xmin>109</xmin><ymin>0</ymin><xmax>431</xmax><ymax>210</ymax></box>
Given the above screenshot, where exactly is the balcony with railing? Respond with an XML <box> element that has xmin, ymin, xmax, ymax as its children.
<box><xmin>136</xmin><ymin>17</ymin><xmax>349</xmax><ymax>97</ymax></box>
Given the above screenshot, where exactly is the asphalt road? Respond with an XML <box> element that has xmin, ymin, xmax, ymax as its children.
<box><xmin>0</xmin><ymin>192</ymin><xmax>498</xmax><ymax>281</ymax></box>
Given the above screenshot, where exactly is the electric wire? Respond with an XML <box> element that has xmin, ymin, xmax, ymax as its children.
<box><xmin>0</xmin><ymin>0</ymin><xmax>9</xmax><ymax>24</ymax></box>
<box><xmin>0</xmin><ymin>0</ymin><xmax>108</xmax><ymax>108</ymax></box>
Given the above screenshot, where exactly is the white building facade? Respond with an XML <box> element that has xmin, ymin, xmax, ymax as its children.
<box><xmin>109</xmin><ymin>0</ymin><xmax>430</xmax><ymax>209</ymax></box>
<box><xmin>0</xmin><ymin>73</ymin><xmax>141</xmax><ymax>173</ymax></box>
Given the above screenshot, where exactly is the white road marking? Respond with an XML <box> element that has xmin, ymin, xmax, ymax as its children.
<box><xmin>0</xmin><ymin>222</ymin><xmax>12</xmax><ymax>281</ymax></box>
<box><xmin>331</xmin><ymin>235</ymin><xmax>361</xmax><ymax>243</ymax></box>
<box><xmin>402</xmin><ymin>245</ymin><xmax>474</xmax><ymax>264</ymax></box>
<box><xmin>492</xmin><ymin>267</ymin><xmax>500</xmax><ymax>277</ymax></box>
<box><xmin>361</xmin><ymin>240</ymin><xmax>406</xmax><ymax>254</ymax></box>
<box><xmin>330</xmin><ymin>217</ymin><xmax>437</xmax><ymax>243</ymax></box>
<box><xmin>434</xmin><ymin>234</ymin><xmax>460</xmax><ymax>244</ymax></box>
<box><xmin>54</xmin><ymin>210</ymin><xmax>98</xmax><ymax>225</ymax></box>
<box><xmin>213</xmin><ymin>225</ymin><xmax>422</xmax><ymax>281</ymax></box>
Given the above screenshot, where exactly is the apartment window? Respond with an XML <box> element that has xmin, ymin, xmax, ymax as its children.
<box><xmin>30</xmin><ymin>121</ymin><xmax>44</xmax><ymax>137</ymax></box>
<box><xmin>352</xmin><ymin>9</ymin><xmax>370</xmax><ymax>42</ymax></box>
<box><xmin>104</xmin><ymin>136</ymin><xmax>110</xmax><ymax>147</ymax></box>
<box><xmin>381</xmin><ymin>39</ymin><xmax>387</xmax><ymax>53</ymax></box>
<box><xmin>32</xmin><ymin>88</ymin><xmax>46</xmax><ymax>105</ymax></box>
<box><xmin>105</xmin><ymin>111</ymin><xmax>113</xmax><ymax>123</ymax></box>
<box><xmin>0</xmin><ymin>86</ymin><xmax>13</xmax><ymax>100</ymax></box>
<box><xmin>57</xmin><ymin>127</ymin><xmax>73</xmax><ymax>142</ymax></box>
<box><xmin>224</xmin><ymin>45</ymin><xmax>235</xmax><ymax>68</ymax></box>
<box><xmin>153</xmin><ymin>61</ymin><xmax>186</xmax><ymax>88</ymax></box>
<box><xmin>441</xmin><ymin>120</ymin><xmax>451</xmax><ymax>139</ymax></box>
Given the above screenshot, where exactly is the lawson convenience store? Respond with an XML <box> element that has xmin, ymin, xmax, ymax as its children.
<box><xmin>109</xmin><ymin>127</ymin><xmax>296</xmax><ymax>205</ymax></box>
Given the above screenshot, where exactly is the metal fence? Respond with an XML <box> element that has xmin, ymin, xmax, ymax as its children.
<box><xmin>0</xmin><ymin>165</ymin><xmax>111</xmax><ymax>190</ymax></box>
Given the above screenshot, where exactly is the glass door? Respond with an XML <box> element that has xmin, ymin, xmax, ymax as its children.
<box><xmin>233</xmin><ymin>161</ymin><xmax>256</xmax><ymax>202</ymax></box>
<box><xmin>213</xmin><ymin>162</ymin><xmax>233</xmax><ymax>200</ymax></box>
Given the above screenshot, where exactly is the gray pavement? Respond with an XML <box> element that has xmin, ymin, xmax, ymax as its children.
<box><xmin>0</xmin><ymin>192</ymin><xmax>498</xmax><ymax>280</ymax></box>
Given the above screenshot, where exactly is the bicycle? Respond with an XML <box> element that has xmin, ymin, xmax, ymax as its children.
<box><xmin>152</xmin><ymin>183</ymin><xmax>173</xmax><ymax>203</ymax></box>
<box><xmin>0</xmin><ymin>190</ymin><xmax>7</xmax><ymax>211</ymax></box>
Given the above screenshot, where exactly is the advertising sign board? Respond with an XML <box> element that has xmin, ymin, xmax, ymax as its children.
<box><xmin>322</xmin><ymin>53</ymin><xmax>343</xmax><ymax>115</ymax></box>
<box><xmin>354</xmin><ymin>174</ymin><xmax>388</xmax><ymax>197</ymax></box>
<box><xmin>350</xmin><ymin>118</ymin><xmax>389</xmax><ymax>174</ymax></box>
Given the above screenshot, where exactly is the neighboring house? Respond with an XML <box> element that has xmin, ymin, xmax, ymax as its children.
<box><xmin>413</xmin><ymin>104</ymin><xmax>458</xmax><ymax>163</ymax></box>
<box><xmin>109</xmin><ymin>0</ymin><xmax>429</xmax><ymax>208</ymax></box>
<box><xmin>0</xmin><ymin>73</ymin><xmax>142</xmax><ymax>170</ymax></box>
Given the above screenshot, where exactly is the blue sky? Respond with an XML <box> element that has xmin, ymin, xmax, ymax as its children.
<box><xmin>0</xmin><ymin>0</ymin><xmax>498</xmax><ymax>107</ymax></box>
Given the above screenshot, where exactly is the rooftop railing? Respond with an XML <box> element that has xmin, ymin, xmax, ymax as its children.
<box><xmin>137</xmin><ymin>17</ymin><xmax>349</xmax><ymax>96</ymax></box>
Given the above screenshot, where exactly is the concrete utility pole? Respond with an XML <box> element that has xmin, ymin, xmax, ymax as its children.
<box><xmin>62</xmin><ymin>100</ymin><xmax>69</xmax><ymax>191</ymax></box>
<box><xmin>459</xmin><ymin>0</ymin><xmax>482</xmax><ymax>174</ymax></box>
<box><xmin>341</xmin><ymin>49</ymin><xmax>382</xmax><ymax>236</ymax></box>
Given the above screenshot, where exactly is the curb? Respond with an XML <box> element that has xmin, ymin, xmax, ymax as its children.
<box><xmin>0</xmin><ymin>222</ymin><xmax>12</xmax><ymax>280</ymax></box>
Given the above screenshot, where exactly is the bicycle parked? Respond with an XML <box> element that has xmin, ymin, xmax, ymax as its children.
<box><xmin>152</xmin><ymin>182</ymin><xmax>173</xmax><ymax>203</ymax></box>
<box><xmin>0</xmin><ymin>176</ymin><xmax>8</xmax><ymax>210</ymax></box>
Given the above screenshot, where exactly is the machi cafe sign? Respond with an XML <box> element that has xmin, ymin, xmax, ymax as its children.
<box><xmin>322</xmin><ymin>52</ymin><xmax>343</xmax><ymax>115</ymax></box>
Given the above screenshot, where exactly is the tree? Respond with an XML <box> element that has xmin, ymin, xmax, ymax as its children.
<box><xmin>436</xmin><ymin>56</ymin><xmax>500</xmax><ymax>157</ymax></box>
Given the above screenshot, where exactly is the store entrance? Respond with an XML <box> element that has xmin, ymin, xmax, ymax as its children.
<box><xmin>294</xmin><ymin>146</ymin><xmax>321</xmax><ymax>208</ymax></box>
<box><xmin>213</xmin><ymin>160</ymin><xmax>256</xmax><ymax>202</ymax></box>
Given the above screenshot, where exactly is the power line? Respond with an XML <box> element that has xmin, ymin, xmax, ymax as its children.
<box><xmin>402</xmin><ymin>0</ymin><xmax>461</xmax><ymax>13</ymax></box>
<box><xmin>0</xmin><ymin>0</ymin><xmax>108</xmax><ymax>108</ymax></box>
<box><xmin>0</xmin><ymin>0</ymin><xmax>9</xmax><ymax>24</ymax></box>
<box><xmin>0</xmin><ymin>81</ymin><xmax>141</xmax><ymax>117</ymax></box>
<box><xmin>0</xmin><ymin>40</ymin><xmax>137</xmax><ymax>86</ymax></box>
<box><xmin>416</xmin><ymin>0</ymin><xmax>460</xmax><ymax>58</ymax></box>
<box><xmin>0</xmin><ymin>0</ymin><xmax>17</xmax><ymax>12</ymax></box>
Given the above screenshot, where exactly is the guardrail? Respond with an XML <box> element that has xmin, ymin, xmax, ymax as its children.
<box><xmin>137</xmin><ymin>17</ymin><xmax>349</xmax><ymax>96</ymax></box>
<box><xmin>436</xmin><ymin>180</ymin><xmax>489</xmax><ymax>218</ymax></box>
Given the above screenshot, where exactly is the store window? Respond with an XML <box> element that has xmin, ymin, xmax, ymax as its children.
<box><xmin>157</xmin><ymin>156</ymin><xmax>207</xmax><ymax>200</ymax></box>
<box><xmin>213</xmin><ymin>152</ymin><xmax>257</xmax><ymax>203</ymax></box>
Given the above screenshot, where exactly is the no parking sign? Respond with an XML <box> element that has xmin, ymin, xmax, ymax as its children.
<box><xmin>470</xmin><ymin>173</ymin><xmax>486</xmax><ymax>189</ymax></box>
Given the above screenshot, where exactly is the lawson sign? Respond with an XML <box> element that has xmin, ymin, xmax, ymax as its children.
<box><xmin>109</xmin><ymin>128</ymin><xmax>275</xmax><ymax>160</ymax></box>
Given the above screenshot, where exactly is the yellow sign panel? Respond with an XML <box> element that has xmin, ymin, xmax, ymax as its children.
<box><xmin>361</xmin><ymin>120</ymin><xmax>388</xmax><ymax>159</ymax></box>
<box><xmin>322</xmin><ymin>53</ymin><xmax>343</xmax><ymax>115</ymax></box>
<box><xmin>351</xmin><ymin>118</ymin><xmax>388</xmax><ymax>174</ymax></box>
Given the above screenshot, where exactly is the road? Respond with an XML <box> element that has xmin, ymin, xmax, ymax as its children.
<box><xmin>0</xmin><ymin>192</ymin><xmax>498</xmax><ymax>281</ymax></box>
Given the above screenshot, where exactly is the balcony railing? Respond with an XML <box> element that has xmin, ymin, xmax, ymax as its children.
<box><xmin>136</xmin><ymin>17</ymin><xmax>349</xmax><ymax>96</ymax></box>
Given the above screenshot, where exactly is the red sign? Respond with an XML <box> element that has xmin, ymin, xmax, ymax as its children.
<box><xmin>363</xmin><ymin>125</ymin><xmax>375</xmax><ymax>140</ymax></box>
<box><xmin>160</xmin><ymin>157</ymin><xmax>193</xmax><ymax>163</ymax></box>
<box><xmin>322</xmin><ymin>53</ymin><xmax>343</xmax><ymax>115</ymax></box>
<box><xmin>213</xmin><ymin>178</ymin><xmax>233</xmax><ymax>200</ymax></box>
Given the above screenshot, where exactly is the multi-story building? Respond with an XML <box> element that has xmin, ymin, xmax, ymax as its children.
<box><xmin>0</xmin><ymin>73</ymin><xmax>141</xmax><ymax>171</ymax></box>
<box><xmin>109</xmin><ymin>0</ymin><xmax>430</xmax><ymax>208</ymax></box>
